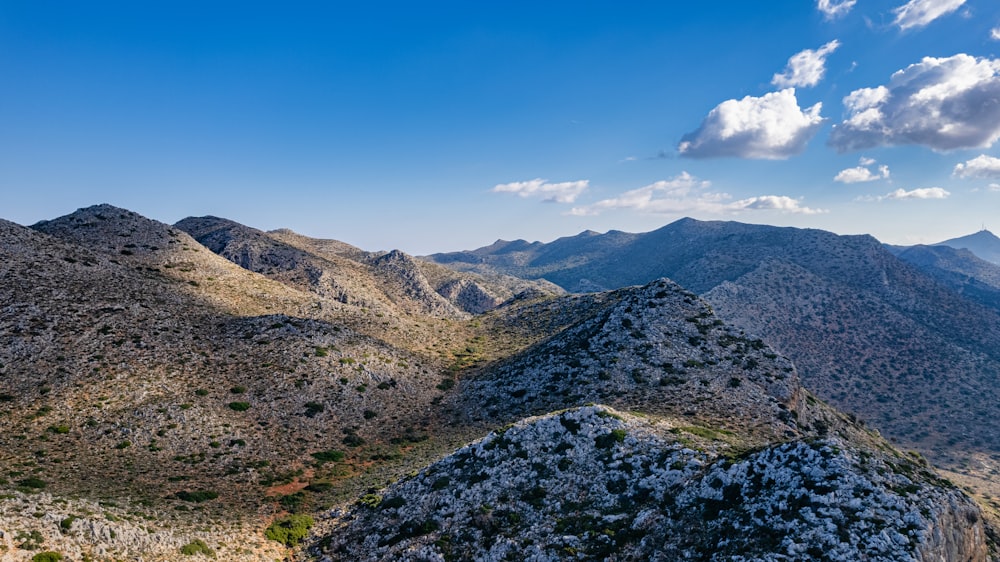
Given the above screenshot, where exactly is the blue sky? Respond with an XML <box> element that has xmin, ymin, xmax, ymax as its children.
<box><xmin>2</xmin><ymin>1</ymin><xmax>1000</xmax><ymax>253</ymax></box>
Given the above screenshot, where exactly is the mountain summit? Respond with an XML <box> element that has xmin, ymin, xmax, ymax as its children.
<box><xmin>935</xmin><ymin>229</ymin><xmax>1000</xmax><ymax>265</ymax></box>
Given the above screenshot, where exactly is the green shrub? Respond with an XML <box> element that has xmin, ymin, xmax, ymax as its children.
<box><xmin>229</xmin><ymin>385</ymin><xmax>246</xmax><ymax>394</ymax></box>
<box><xmin>380</xmin><ymin>495</ymin><xmax>406</xmax><ymax>509</ymax></box>
<box><xmin>47</xmin><ymin>425</ymin><xmax>70</xmax><ymax>434</ymax></box>
<box><xmin>17</xmin><ymin>477</ymin><xmax>46</xmax><ymax>489</ymax></box>
<box><xmin>32</xmin><ymin>553</ymin><xmax>63</xmax><ymax>562</ymax></box>
<box><xmin>358</xmin><ymin>493</ymin><xmax>381</xmax><ymax>508</ymax></box>
<box><xmin>175</xmin><ymin>490</ymin><xmax>219</xmax><ymax>503</ymax></box>
<box><xmin>264</xmin><ymin>514</ymin><xmax>314</xmax><ymax>547</ymax></box>
<box><xmin>303</xmin><ymin>401</ymin><xmax>324</xmax><ymax>417</ymax></box>
<box><xmin>180</xmin><ymin>539</ymin><xmax>215</xmax><ymax>556</ymax></box>
<box><xmin>342</xmin><ymin>434</ymin><xmax>365</xmax><ymax>447</ymax></box>
<box><xmin>59</xmin><ymin>516</ymin><xmax>76</xmax><ymax>531</ymax></box>
<box><xmin>310</xmin><ymin>450</ymin><xmax>345</xmax><ymax>465</ymax></box>
<box><xmin>194</xmin><ymin>389</ymin><xmax>209</xmax><ymax>396</ymax></box>
<box><xmin>595</xmin><ymin>429</ymin><xmax>627</xmax><ymax>449</ymax></box>
<box><xmin>227</xmin><ymin>402</ymin><xmax>250</xmax><ymax>412</ymax></box>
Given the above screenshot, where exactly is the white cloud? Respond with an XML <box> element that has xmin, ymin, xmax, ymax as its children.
<box><xmin>730</xmin><ymin>195</ymin><xmax>827</xmax><ymax>214</ymax></box>
<box><xmin>990</xmin><ymin>183</ymin><xmax>1000</xmax><ymax>191</ymax></box>
<box><xmin>817</xmin><ymin>0</ymin><xmax>857</xmax><ymax>19</ymax></box>
<box><xmin>835</xmin><ymin>158</ymin><xmax>891</xmax><ymax>183</ymax></box>
<box><xmin>679</xmin><ymin>89</ymin><xmax>824</xmax><ymax>159</ymax></box>
<box><xmin>992</xmin><ymin>26</ymin><xmax>1000</xmax><ymax>41</ymax></box>
<box><xmin>567</xmin><ymin>173</ymin><xmax>711</xmax><ymax>216</ymax></box>
<box><xmin>567</xmin><ymin>173</ymin><xmax>825</xmax><ymax>217</ymax></box>
<box><xmin>492</xmin><ymin>178</ymin><xmax>589</xmax><ymax>204</ymax></box>
<box><xmin>829</xmin><ymin>54</ymin><xmax>1000</xmax><ymax>152</ymax></box>
<box><xmin>884</xmin><ymin>187</ymin><xmax>951</xmax><ymax>199</ymax></box>
<box><xmin>772</xmin><ymin>40</ymin><xmax>841</xmax><ymax>88</ymax></box>
<box><xmin>953</xmin><ymin>155</ymin><xmax>1000</xmax><ymax>178</ymax></box>
<box><xmin>892</xmin><ymin>0</ymin><xmax>966</xmax><ymax>30</ymax></box>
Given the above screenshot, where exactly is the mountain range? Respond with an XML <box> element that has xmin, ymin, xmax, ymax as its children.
<box><xmin>428</xmin><ymin>219</ymin><xmax>1000</xmax><ymax>483</ymax></box>
<box><xmin>0</xmin><ymin>205</ymin><xmax>995</xmax><ymax>560</ymax></box>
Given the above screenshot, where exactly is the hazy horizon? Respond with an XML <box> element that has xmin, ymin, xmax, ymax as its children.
<box><xmin>3</xmin><ymin>1</ymin><xmax>1000</xmax><ymax>254</ymax></box>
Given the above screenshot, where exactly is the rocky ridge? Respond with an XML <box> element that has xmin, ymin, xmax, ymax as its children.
<box><xmin>456</xmin><ymin>279</ymin><xmax>801</xmax><ymax>443</ymax></box>
<box><xmin>175</xmin><ymin>215</ymin><xmax>560</xmax><ymax>319</ymax></box>
<box><xmin>319</xmin><ymin>406</ymin><xmax>986</xmax><ymax>562</ymax></box>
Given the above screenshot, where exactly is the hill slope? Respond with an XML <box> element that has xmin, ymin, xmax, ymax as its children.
<box><xmin>175</xmin><ymin>216</ymin><xmax>561</xmax><ymax>318</ymax></box>
<box><xmin>889</xmin><ymin>244</ymin><xmax>1000</xmax><ymax>311</ymax></box>
<box><xmin>428</xmin><ymin>218</ymin><xmax>1000</xmax><ymax>471</ymax></box>
<box><xmin>2</xmin><ymin>206</ymin><xmax>996</xmax><ymax>560</ymax></box>
<box><xmin>319</xmin><ymin>405</ymin><xmax>986</xmax><ymax>562</ymax></box>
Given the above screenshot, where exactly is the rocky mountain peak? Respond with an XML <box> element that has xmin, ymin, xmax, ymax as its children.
<box><xmin>457</xmin><ymin>278</ymin><xmax>802</xmax><ymax>440</ymax></box>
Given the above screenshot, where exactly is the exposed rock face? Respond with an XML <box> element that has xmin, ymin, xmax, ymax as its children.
<box><xmin>176</xmin><ymin>215</ymin><xmax>559</xmax><ymax>318</ymax></box>
<box><xmin>175</xmin><ymin>214</ymin><xmax>402</xmax><ymax>312</ymax></box>
<box><xmin>434</xmin><ymin>278</ymin><xmax>502</xmax><ymax>315</ymax></box>
<box><xmin>319</xmin><ymin>406</ymin><xmax>986</xmax><ymax>562</ymax></box>
<box><xmin>369</xmin><ymin>249</ymin><xmax>467</xmax><ymax>318</ymax></box>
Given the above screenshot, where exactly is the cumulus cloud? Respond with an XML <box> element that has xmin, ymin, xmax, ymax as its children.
<box><xmin>835</xmin><ymin>159</ymin><xmax>891</xmax><ymax>183</ymax></box>
<box><xmin>492</xmin><ymin>178</ymin><xmax>589</xmax><ymax>204</ymax></box>
<box><xmin>817</xmin><ymin>0</ymin><xmax>857</xmax><ymax>19</ymax></box>
<box><xmin>990</xmin><ymin>183</ymin><xmax>1000</xmax><ymax>191</ymax></box>
<box><xmin>732</xmin><ymin>195</ymin><xmax>827</xmax><ymax>214</ymax></box>
<box><xmin>892</xmin><ymin>0</ymin><xmax>966</xmax><ymax>30</ymax></box>
<box><xmin>954</xmin><ymin>155</ymin><xmax>1000</xmax><ymax>178</ymax></box>
<box><xmin>567</xmin><ymin>173</ymin><xmax>825</xmax><ymax>217</ymax></box>
<box><xmin>772</xmin><ymin>40</ymin><xmax>841</xmax><ymax>88</ymax></box>
<box><xmin>567</xmin><ymin>173</ymin><xmax>711</xmax><ymax>216</ymax></box>
<box><xmin>992</xmin><ymin>26</ymin><xmax>1000</xmax><ymax>41</ymax></box>
<box><xmin>884</xmin><ymin>187</ymin><xmax>951</xmax><ymax>199</ymax></box>
<box><xmin>829</xmin><ymin>54</ymin><xmax>1000</xmax><ymax>152</ymax></box>
<box><xmin>679</xmin><ymin>89</ymin><xmax>824</xmax><ymax>159</ymax></box>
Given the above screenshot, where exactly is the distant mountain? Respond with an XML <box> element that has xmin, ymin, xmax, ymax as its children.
<box><xmin>175</xmin><ymin>215</ymin><xmax>561</xmax><ymax>317</ymax></box>
<box><xmin>428</xmin><ymin>218</ymin><xmax>1000</xmax><ymax>473</ymax></box>
<box><xmin>936</xmin><ymin>229</ymin><xmax>1000</xmax><ymax>265</ymax></box>
<box><xmin>889</xmin><ymin>244</ymin><xmax>1000</xmax><ymax>311</ymax></box>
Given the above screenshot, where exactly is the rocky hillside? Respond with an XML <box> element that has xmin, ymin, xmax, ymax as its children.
<box><xmin>0</xmin><ymin>206</ymin><xmax>489</xmax><ymax>560</ymax></box>
<box><xmin>428</xmin><ymin>219</ymin><xmax>1000</xmax><ymax>475</ymax></box>
<box><xmin>318</xmin><ymin>405</ymin><xmax>985</xmax><ymax>562</ymax></box>
<box><xmin>175</xmin><ymin>215</ymin><xmax>560</xmax><ymax>318</ymax></box>
<box><xmin>1</xmin><ymin>205</ymin><xmax>996</xmax><ymax>560</ymax></box>
<box><xmin>455</xmin><ymin>279</ymin><xmax>801</xmax><ymax>443</ymax></box>
<box><xmin>889</xmin><ymin>244</ymin><xmax>1000</xmax><ymax>312</ymax></box>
